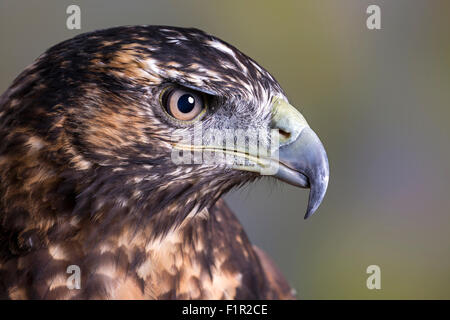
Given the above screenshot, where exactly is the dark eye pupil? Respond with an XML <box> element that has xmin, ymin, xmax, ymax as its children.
<box><xmin>177</xmin><ymin>94</ymin><xmax>196</xmax><ymax>113</ymax></box>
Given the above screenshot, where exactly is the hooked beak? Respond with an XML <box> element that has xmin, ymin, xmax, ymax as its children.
<box><xmin>270</xmin><ymin>98</ymin><xmax>329</xmax><ymax>219</ymax></box>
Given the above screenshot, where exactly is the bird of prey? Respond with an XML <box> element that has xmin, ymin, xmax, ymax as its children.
<box><xmin>0</xmin><ymin>25</ymin><xmax>329</xmax><ymax>299</ymax></box>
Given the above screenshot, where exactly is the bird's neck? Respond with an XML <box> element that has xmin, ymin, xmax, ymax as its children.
<box><xmin>73</xmin><ymin>198</ymin><xmax>263</xmax><ymax>299</ymax></box>
<box><xmin>0</xmin><ymin>152</ymin><xmax>265</xmax><ymax>298</ymax></box>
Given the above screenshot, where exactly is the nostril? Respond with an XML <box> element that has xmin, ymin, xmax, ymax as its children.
<box><xmin>279</xmin><ymin>129</ymin><xmax>291</xmax><ymax>140</ymax></box>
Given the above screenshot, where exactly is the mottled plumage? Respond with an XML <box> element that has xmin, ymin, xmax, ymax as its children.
<box><xmin>0</xmin><ymin>25</ymin><xmax>328</xmax><ymax>299</ymax></box>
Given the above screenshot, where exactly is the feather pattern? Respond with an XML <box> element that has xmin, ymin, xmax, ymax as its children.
<box><xmin>0</xmin><ymin>25</ymin><xmax>294</xmax><ymax>299</ymax></box>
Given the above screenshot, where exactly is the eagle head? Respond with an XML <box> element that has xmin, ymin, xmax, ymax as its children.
<box><xmin>0</xmin><ymin>25</ymin><xmax>328</xmax><ymax>245</ymax></box>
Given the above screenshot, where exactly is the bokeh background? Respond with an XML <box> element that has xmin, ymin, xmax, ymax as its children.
<box><xmin>1</xmin><ymin>0</ymin><xmax>449</xmax><ymax>299</ymax></box>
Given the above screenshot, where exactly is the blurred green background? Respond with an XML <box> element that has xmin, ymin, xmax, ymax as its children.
<box><xmin>1</xmin><ymin>0</ymin><xmax>449</xmax><ymax>299</ymax></box>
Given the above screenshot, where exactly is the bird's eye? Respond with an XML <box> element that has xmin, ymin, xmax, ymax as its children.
<box><xmin>161</xmin><ymin>87</ymin><xmax>206</xmax><ymax>122</ymax></box>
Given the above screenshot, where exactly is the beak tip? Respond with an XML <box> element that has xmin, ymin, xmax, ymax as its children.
<box><xmin>303</xmin><ymin>197</ymin><xmax>324</xmax><ymax>220</ymax></box>
<box><xmin>303</xmin><ymin>199</ymin><xmax>320</xmax><ymax>220</ymax></box>
<box><xmin>304</xmin><ymin>165</ymin><xmax>329</xmax><ymax>220</ymax></box>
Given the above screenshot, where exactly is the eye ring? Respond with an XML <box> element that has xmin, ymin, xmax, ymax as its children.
<box><xmin>159</xmin><ymin>86</ymin><xmax>207</xmax><ymax>123</ymax></box>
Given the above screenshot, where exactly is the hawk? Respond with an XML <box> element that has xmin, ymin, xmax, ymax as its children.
<box><xmin>0</xmin><ymin>25</ymin><xmax>329</xmax><ymax>299</ymax></box>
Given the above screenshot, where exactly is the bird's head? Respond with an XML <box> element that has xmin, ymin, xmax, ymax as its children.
<box><xmin>1</xmin><ymin>26</ymin><xmax>328</xmax><ymax>237</ymax></box>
